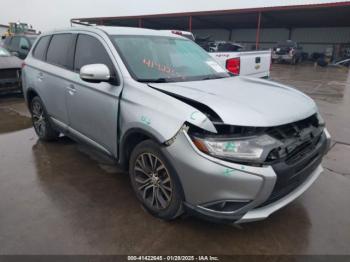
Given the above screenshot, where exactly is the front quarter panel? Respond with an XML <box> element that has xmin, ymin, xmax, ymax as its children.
<box><xmin>119</xmin><ymin>79</ymin><xmax>217</xmax><ymax>144</ymax></box>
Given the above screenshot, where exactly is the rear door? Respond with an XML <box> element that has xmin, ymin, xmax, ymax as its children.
<box><xmin>66</xmin><ymin>33</ymin><xmax>122</xmax><ymax>157</ymax></box>
<box><xmin>40</xmin><ymin>33</ymin><xmax>76</xmax><ymax>128</ymax></box>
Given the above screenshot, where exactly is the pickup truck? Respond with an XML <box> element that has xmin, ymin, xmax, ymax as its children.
<box><xmin>272</xmin><ymin>40</ymin><xmax>303</xmax><ymax>64</ymax></box>
<box><xmin>163</xmin><ymin>32</ymin><xmax>272</xmax><ymax>78</ymax></box>
<box><xmin>205</xmin><ymin>41</ymin><xmax>271</xmax><ymax>78</ymax></box>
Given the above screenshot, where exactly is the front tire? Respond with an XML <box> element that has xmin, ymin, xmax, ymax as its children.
<box><xmin>30</xmin><ymin>96</ymin><xmax>59</xmax><ymax>141</ymax></box>
<box><xmin>129</xmin><ymin>140</ymin><xmax>183</xmax><ymax>220</ymax></box>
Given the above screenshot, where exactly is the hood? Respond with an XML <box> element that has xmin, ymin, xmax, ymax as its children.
<box><xmin>150</xmin><ymin>76</ymin><xmax>317</xmax><ymax>127</ymax></box>
<box><xmin>0</xmin><ymin>56</ymin><xmax>22</xmax><ymax>69</ymax></box>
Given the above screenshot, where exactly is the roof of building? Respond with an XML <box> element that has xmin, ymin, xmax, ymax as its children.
<box><xmin>71</xmin><ymin>0</ymin><xmax>350</xmax><ymax>31</ymax></box>
<box><xmin>72</xmin><ymin>0</ymin><xmax>350</xmax><ymax>22</ymax></box>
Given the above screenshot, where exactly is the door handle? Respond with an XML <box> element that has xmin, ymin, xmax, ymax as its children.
<box><xmin>67</xmin><ymin>84</ymin><xmax>76</xmax><ymax>95</ymax></box>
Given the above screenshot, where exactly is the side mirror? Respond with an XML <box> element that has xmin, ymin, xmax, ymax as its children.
<box><xmin>20</xmin><ymin>45</ymin><xmax>29</xmax><ymax>50</ymax></box>
<box><xmin>11</xmin><ymin>51</ymin><xmax>19</xmax><ymax>57</ymax></box>
<box><xmin>80</xmin><ymin>64</ymin><xmax>110</xmax><ymax>83</ymax></box>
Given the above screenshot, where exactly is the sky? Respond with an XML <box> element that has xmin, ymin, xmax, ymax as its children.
<box><xmin>0</xmin><ymin>0</ymin><xmax>345</xmax><ymax>32</ymax></box>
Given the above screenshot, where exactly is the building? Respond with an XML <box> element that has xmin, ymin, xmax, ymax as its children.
<box><xmin>71</xmin><ymin>0</ymin><xmax>350</xmax><ymax>57</ymax></box>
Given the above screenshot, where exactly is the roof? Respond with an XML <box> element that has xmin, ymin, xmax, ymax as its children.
<box><xmin>98</xmin><ymin>26</ymin><xmax>183</xmax><ymax>37</ymax></box>
<box><xmin>41</xmin><ymin>26</ymin><xmax>185</xmax><ymax>38</ymax></box>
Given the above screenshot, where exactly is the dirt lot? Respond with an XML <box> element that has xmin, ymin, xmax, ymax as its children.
<box><xmin>0</xmin><ymin>64</ymin><xmax>349</xmax><ymax>255</ymax></box>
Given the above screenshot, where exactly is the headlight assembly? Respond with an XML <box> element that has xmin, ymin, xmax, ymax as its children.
<box><xmin>191</xmin><ymin>134</ymin><xmax>282</xmax><ymax>162</ymax></box>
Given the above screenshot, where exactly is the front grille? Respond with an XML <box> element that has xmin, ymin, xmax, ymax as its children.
<box><xmin>266</xmin><ymin>114</ymin><xmax>322</xmax><ymax>164</ymax></box>
<box><xmin>0</xmin><ymin>69</ymin><xmax>19</xmax><ymax>79</ymax></box>
<box><xmin>258</xmin><ymin>114</ymin><xmax>327</xmax><ymax>207</ymax></box>
<box><xmin>259</xmin><ymin>132</ymin><xmax>327</xmax><ymax>208</ymax></box>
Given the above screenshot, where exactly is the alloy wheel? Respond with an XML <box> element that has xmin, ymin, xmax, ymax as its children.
<box><xmin>134</xmin><ymin>153</ymin><xmax>173</xmax><ymax>210</ymax></box>
<box><xmin>31</xmin><ymin>100</ymin><xmax>46</xmax><ymax>137</ymax></box>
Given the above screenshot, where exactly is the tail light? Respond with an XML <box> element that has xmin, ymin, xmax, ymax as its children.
<box><xmin>21</xmin><ymin>62</ymin><xmax>26</xmax><ymax>69</ymax></box>
<box><xmin>226</xmin><ymin>57</ymin><xmax>240</xmax><ymax>75</ymax></box>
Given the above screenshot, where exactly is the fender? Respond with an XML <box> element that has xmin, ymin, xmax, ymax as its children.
<box><xmin>118</xmin><ymin>80</ymin><xmax>217</xmax><ymax>146</ymax></box>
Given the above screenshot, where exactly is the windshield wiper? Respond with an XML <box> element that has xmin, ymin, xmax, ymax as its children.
<box><xmin>137</xmin><ymin>78</ymin><xmax>169</xmax><ymax>83</ymax></box>
<box><xmin>200</xmin><ymin>75</ymin><xmax>229</xmax><ymax>81</ymax></box>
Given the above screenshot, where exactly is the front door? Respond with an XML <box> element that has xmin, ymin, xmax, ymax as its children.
<box><xmin>66</xmin><ymin>33</ymin><xmax>122</xmax><ymax>157</ymax></box>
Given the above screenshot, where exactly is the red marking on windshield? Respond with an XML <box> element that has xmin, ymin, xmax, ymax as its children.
<box><xmin>143</xmin><ymin>58</ymin><xmax>181</xmax><ymax>77</ymax></box>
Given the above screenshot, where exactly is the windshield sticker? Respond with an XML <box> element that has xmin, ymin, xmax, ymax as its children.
<box><xmin>206</xmin><ymin>61</ymin><xmax>226</xmax><ymax>73</ymax></box>
<box><xmin>141</xmin><ymin>116</ymin><xmax>151</xmax><ymax>125</ymax></box>
<box><xmin>143</xmin><ymin>59</ymin><xmax>179</xmax><ymax>75</ymax></box>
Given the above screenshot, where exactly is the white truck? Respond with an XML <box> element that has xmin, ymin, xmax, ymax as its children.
<box><xmin>163</xmin><ymin>31</ymin><xmax>271</xmax><ymax>78</ymax></box>
<box><xmin>205</xmin><ymin>41</ymin><xmax>271</xmax><ymax>78</ymax></box>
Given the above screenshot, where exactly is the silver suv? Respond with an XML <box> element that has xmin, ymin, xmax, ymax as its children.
<box><xmin>22</xmin><ymin>26</ymin><xmax>331</xmax><ymax>224</ymax></box>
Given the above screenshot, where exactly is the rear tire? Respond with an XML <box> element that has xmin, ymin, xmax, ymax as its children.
<box><xmin>129</xmin><ymin>140</ymin><xmax>184</xmax><ymax>220</ymax></box>
<box><xmin>30</xmin><ymin>96</ymin><xmax>59</xmax><ymax>141</ymax></box>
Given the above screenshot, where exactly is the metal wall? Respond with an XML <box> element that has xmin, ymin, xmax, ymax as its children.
<box><xmin>193</xmin><ymin>27</ymin><xmax>350</xmax><ymax>53</ymax></box>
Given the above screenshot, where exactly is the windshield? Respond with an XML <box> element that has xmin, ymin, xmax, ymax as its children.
<box><xmin>111</xmin><ymin>35</ymin><xmax>230</xmax><ymax>82</ymax></box>
<box><xmin>0</xmin><ymin>47</ymin><xmax>11</xmax><ymax>57</ymax></box>
<box><xmin>27</xmin><ymin>36</ymin><xmax>37</xmax><ymax>45</ymax></box>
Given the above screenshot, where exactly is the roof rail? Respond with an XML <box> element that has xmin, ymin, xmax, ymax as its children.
<box><xmin>70</xmin><ymin>19</ymin><xmax>93</xmax><ymax>27</ymax></box>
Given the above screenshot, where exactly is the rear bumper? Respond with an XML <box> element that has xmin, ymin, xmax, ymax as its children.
<box><xmin>163</xmin><ymin>128</ymin><xmax>330</xmax><ymax>224</ymax></box>
<box><xmin>244</xmin><ymin>71</ymin><xmax>270</xmax><ymax>79</ymax></box>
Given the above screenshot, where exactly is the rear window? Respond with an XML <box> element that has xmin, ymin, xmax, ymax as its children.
<box><xmin>10</xmin><ymin>37</ymin><xmax>20</xmax><ymax>49</ymax></box>
<box><xmin>33</xmin><ymin>35</ymin><xmax>51</xmax><ymax>61</ymax></box>
<box><xmin>217</xmin><ymin>43</ymin><xmax>244</xmax><ymax>52</ymax></box>
<box><xmin>46</xmin><ymin>34</ymin><xmax>76</xmax><ymax>70</ymax></box>
<box><xmin>27</xmin><ymin>36</ymin><xmax>37</xmax><ymax>45</ymax></box>
<box><xmin>4</xmin><ymin>37</ymin><xmax>11</xmax><ymax>46</ymax></box>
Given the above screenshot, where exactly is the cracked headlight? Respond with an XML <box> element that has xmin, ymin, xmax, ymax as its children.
<box><xmin>191</xmin><ymin>134</ymin><xmax>281</xmax><ymax>162</ymax></box>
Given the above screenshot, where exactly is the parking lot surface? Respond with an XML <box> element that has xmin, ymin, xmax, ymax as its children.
<box><xmin>0</xmin><ymin>64</ymin><xmax>350</xmax><ymax>255</ymax></box>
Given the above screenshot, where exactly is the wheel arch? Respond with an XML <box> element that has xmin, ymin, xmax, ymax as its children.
<box><xmin>26</xmin><ymin>88</ymin><xmax>39</xmax><ymax>109</ymax></box>
<box><xmin>118</xmin><ymin>128</ymin><xmax>163</xmax><ymax>170</ymax></box>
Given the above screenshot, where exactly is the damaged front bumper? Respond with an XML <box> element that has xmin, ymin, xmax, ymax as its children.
<box><xmin>162</xmin><ymin>128</ymin><xmax>330</xmax><ymax>223</ymax></box>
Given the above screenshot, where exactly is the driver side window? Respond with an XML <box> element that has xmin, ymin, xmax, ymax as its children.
<box><xmin>74</xmin><ymin>34</ymin><xmax>115</xmax><ymax>75</ymax></box>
